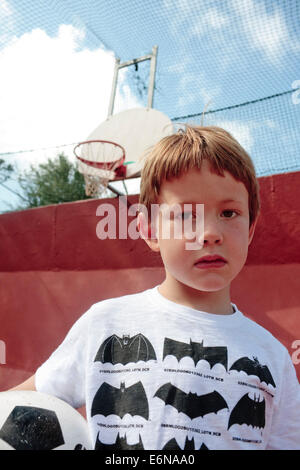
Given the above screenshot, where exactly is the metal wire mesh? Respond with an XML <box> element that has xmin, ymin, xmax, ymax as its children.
<box><xmin>1</xmin><ymin>0</ymin><xmax>299</xmax><ymax>188</ymax></box>
<box><xmin>172</xmin><ymin>89</ymin><xmax>300</xmax><ymax>177</ymax></box>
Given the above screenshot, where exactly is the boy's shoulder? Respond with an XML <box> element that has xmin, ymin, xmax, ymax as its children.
<box><xmin>85</xmin><ymin>291</ymin><xmax>288</xmax><ymax>356</ymax></box>
<box><xmin>93</xmin><ymin>288</ymin><xmax>150</xmax><ymax>307</ymax></box>
<box><xmin>87</xmin><ymin>288</ymin><xmax>152</xmax><ymax>317</ymax></box>
<box><xmin>71</xmin><ymin>289</ymin><xmax>153</xmax><ymax>334</ymax></box>
<box><xmin>238</xmin><ymin>308</ymin><xmax>287</xmax><ymax>354</ymax></box>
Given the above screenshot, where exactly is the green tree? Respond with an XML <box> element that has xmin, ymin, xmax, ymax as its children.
<box><xmin>0</xmin><ymin>158</ymin><xmax>14</xmax><ymax>184</ymax></box>
<box><xmin>17</xmin><ymin>153</ymin><xmax>91</xmax><ymax>209</ymax></box>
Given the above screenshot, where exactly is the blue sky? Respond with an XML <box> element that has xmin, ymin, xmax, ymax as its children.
<box><xmin>0</xmin><ymin>0</ymin><xmax>299</xmax><ymax>212</ymax></box>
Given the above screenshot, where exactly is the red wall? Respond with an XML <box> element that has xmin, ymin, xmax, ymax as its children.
<box><xmin>0</xmin><ymin>171</ymin><xmax>300</xmax><ymax>392</ymax></box>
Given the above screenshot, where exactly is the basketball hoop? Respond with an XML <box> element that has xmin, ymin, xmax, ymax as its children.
<box><xmin>74</xmin><ymin>140</ymin><xmax>126</xmax><ymax>197</ymax></box>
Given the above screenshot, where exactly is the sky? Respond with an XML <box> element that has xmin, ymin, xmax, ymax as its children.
<box><xmin>0</xmin><ymin>0</ymin><xmax>299</xmax><ymax>212</ymax></box>
<box><xmin>0</xmin><ymin>1</ymin><xmax>142</xmax><ymax>211</ymax></box>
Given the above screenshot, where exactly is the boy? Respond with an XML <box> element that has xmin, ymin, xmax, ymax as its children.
<box><xmin>10</xmin><ymin>126</ymin><xmax>300</xmax><ymax>450</ymax></box>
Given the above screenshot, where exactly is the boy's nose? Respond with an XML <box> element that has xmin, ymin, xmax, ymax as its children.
<box><xmin>203</xmin><ymin>235</ymin><xmax>222</xmax><ymax>245</ymax></box>
<box><xmin>198</xmin><ymin>221</ymin><xmax>223</xmax><ymax>245</ymax></box>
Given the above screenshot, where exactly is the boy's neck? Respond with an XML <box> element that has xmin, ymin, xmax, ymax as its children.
<box><xmin>158</xmin><ymin>277</ymin><xmax>234</xmax><ymax>315</ymax></box>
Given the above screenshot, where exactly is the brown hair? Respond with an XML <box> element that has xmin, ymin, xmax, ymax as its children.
<box><xmin>139</xmin><ymin>125</ymin><xmax>260</xmax><ymax>227</ymax></box>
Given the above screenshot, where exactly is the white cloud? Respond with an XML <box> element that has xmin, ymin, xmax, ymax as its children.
<box><xmin>163</xmin><ymin>0</ymin><xmax>229</xmax><ymax>38</ymax></box>
<box><xmin>167</xmin><ymin>57</ymin><xmax>192</xmax><ymax>75</ymax></box>
<box><xmin>0</xmin><ymin>0</ymin><xmax>12</xmax><ymax>19</ymax></box>
<box><xmin>114</xmin><ymin>83</ymin><xmax>142</xmax><ymax>115</ymax></box>
<box><xmin>191</xmin><ymin>8</ymin><xmax>229</xmax><ymax>36</ymax></box>
<box><xmin>212</xmin><ymin>119</ymin><xmax>254</xmax><ymax>152</ymax></box>
<box><xmin>176</xmin><ymin>72</ymin><xmax>221</xmax><ymax>111</ymax></box>
<box><xmin>0</xmin><ymin>0</ymin><xmax>14</xmax><ymax>45</ymax></box>
<box><xmin>230</xmin><ymin>0</ymin><xmax>300</xmax><ymax>62</ymax></box>
<box><xmin>0</xmin><ymin>24</ymin><xmax>141</xmax><ymax>172</ymax></box>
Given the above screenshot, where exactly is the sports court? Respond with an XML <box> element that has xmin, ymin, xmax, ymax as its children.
<box><xmin>0</xmin><ymin>0</ymin><xmax>300</xmax><ymax>430</ymax></box>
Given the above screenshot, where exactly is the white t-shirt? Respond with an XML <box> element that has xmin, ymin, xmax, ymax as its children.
<box><xmin>35</xmin><ymin>286</ymin><xmax>300</xmax><ymax>450</ymax></box>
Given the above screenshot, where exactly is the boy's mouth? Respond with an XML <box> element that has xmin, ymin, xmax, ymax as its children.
<box><xmin>194</xmin><ymin>254</ymin><xmax>227</xmax><ymax>268</ymax></box>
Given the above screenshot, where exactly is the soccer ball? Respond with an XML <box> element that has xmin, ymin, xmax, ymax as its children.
<box><xmin>0</xmin><ymin>391</ymin><xmax>92</xmax><ymax>450</ymax></box>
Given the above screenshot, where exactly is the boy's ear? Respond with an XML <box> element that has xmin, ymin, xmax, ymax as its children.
<box><xmin>137</xmin><ymin>212</ymin><xmax>160</xmax><ymax>252</ymax></box>
<box><xmin>248</xmin><ymin>216</ymin><xmax>259</xmax><ymax>246</ymax></box>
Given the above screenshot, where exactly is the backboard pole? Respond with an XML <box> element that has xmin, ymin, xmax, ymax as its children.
<box><xmin>148</xmin><ymin>45</ymin><xmax>158</xmax><ymax>108</ymax></box>
<box><xmin>107</xmin><ymin>46</ymin><xmax>158</xmax><ymax>117</ymax></box>
<box><xmin>107</xmin><ymin>58</ymin><xmax>120</xmax><ymax>117</ymax></box>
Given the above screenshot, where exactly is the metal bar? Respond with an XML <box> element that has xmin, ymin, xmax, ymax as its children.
<box><xmin>106</xmin><ymin>184</ymin><xmax>132</xmax><ymax>208</ymax></box>
<box><xmin>118</xmin><ymin>54</ymin><xmax>152</xmax><ymax>69</ymax></box>
<box><xmin>107</xmin><ymin>183</ymin><xmax>124</xmax><ymax>196</ymax></box>
<box><xmin>107</xmin><ymin>46</ymin><xmax>158</xmax><ymax>116</ymax></box>
<box><xmin>122</xmin><ymin>179</ymin><xmax>128</xmax><ymax>195</ymax></box>
<box><xmin>107</xmin><ymin>58</ymin><xmax>120</xmax><ymax>117</ymax></box>
<box><xmin>148</xmin><ymin>45</ymin><xmax>158</xmax><ymax>108</ymax></box>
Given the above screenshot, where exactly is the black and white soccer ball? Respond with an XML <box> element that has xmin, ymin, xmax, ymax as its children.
<box><xmin>0</xmin><ymin>391</ymin><xmax>92</xmax><ymax>450</ymax></box>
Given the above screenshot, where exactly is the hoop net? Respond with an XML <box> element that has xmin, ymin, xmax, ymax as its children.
<box><xmin>74</xmin><ymin>140</ymin><xmax>126</xmax><ymax>197</ymax></box>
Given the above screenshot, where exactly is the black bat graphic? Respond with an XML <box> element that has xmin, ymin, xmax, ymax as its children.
<box><xmin>154</xmin><ymin>383</ymin><xmax>228</xmax><ymax>419</ymax></box>
<box><xmin>229</xmin><ymin>356</ymin><xmax>276</xmax><ymax>387</ymax></box>
<box><xmin>94</xmin><ymin>333</ymin><xmax>157</xmax><ymax>365</ymax></box>
<box><xmin>163</xmin><ymin>436</ymin><xmax>209</xmax><ymax>450</ymax></box>
<box><xmin>163</xmin><ymin>337</ymin><xmax>227</xmax><ymax>370</ymax></box>
<box><xmin>91</xmin><ymin>381</ymin><xmax>149</xmax><ymax>419</ymax></box>
<box><xmin>95</xmin><ymin>432</ymin><xmax>144</xmax><ymax>450</ymax></box>
<box><xmin>228</xmin><ymin>393</ymin><xmax>265</xmax><ymax>430</ymax></box>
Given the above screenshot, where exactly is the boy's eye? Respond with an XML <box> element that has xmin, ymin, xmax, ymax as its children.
<box><xmin>222</xmin><ymin>210</ymin><xmax>238</xmax><ymax>218</ymax></box>
<box><xmin>180</xmin><ymin>212</ymin><xmax>194</xmax><ymax>220</ymax></box>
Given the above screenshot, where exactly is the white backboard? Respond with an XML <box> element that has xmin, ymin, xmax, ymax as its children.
<box><xmin>85</xmin><ymin>107</ymin><xmax>173</xmax><ymax>179</ymax></box>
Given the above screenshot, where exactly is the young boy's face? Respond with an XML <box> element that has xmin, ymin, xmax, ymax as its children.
<box><xmin>142</xmin><ymin>160</ymin><xmax>257</xmax><ymax>294</ymax></box>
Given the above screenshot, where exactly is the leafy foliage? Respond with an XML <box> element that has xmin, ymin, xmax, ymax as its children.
<box><xmin>0</xmin><ymin>159</ymin><xmax>14</xmax><ymax>184</ymax></box>
<box><xmin>17</xmin><ymin>153</ymin><xmax>91</xmax><ymax>209</ymax></box>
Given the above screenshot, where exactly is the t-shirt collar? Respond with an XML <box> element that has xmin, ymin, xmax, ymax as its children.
<box><xmin>147</xmin><ymin>285</ymin><xmax>244</xmax><ymax>327</ymax></box>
